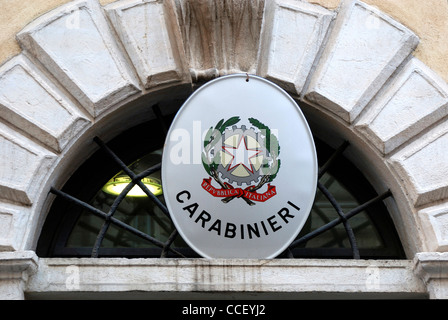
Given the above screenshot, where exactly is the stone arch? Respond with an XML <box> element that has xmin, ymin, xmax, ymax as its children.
<box><xmin>0</xmin><ymin>0</ymin><xmax>448</xmax><ymax>279</ymax></box>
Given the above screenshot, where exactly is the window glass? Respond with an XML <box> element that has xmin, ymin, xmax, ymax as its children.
<box><xmin>37</xmin><ymin>116</ymin><xmax>405</xmax><ymax>259</ymax></box>
<box><xmin>299</xmin><ymin>173</ymin><xmax>384</xmax><ymax>250</ymax></box>
<box><xmin>66</xmin><ymin>149</ymin><xmax>188</xmax><ymax>250</ymax></box>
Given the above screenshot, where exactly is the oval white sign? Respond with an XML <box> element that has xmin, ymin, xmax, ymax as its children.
<box><xmin>162</xmin><ymin>74</ymin><xmax>317</xmax><ymax>258</ymax></box>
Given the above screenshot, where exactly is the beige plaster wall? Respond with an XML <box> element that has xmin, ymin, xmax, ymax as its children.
<box><xmin>0</xmin><ymin>0</ymin><xmax>448</xmax><ymax>82</ymax></box>
<box><xmin>0</xmin><ymin>0</ymin><xmax>114</xmax><ymax>65</ymax></box>
<box><xmin>0</xmin><ymin>0</ymin><xmax>70</xmax><ymax>65</ymax></box>
<box><xmin>362</xmin><ymin>0</ymin><xmax>448</xmax><ymax>86</ymax></box>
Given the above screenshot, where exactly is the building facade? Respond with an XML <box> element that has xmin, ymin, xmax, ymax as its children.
<box><xmin>0</xmin><ymin>0</ymin><xmax>448</xmax><ymax>299</ymax></box>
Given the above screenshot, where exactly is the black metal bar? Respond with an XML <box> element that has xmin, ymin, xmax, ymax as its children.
<box><xmin>345</xmin><ymin>189</ymin><xmax>392</xmax><ymax>219</ymax></box>
<box><xmin>317</xmin><ymin>182</ymin><xmax>360</xmax><ymax>259</ymax></box>
<box><xmin>50</xmin><ymin>187</ymin><xmax>185</xmax><ymax>257</ymax></box>
<box><xmin>49</xmin><ymin>128</ymin><xmax>395</xmax><ymax>260</ymax></box>
<box><xmin>91</xmin><ymin>222</ymin><xmax>110</xmax><ymax>258</ymax></box>
<box><xmin>313</xmin><ymin>177</ymin><xmax>344</xmax><ymax>246</ymax></box>
<box><xmin>135</xmin><ymin>163</ymin><xmax>162</xmax><ymax>180</ymax></box>
<box><xmin>318</xmin><ymin>141</ymin><xmax>350</xmax><ymax>179</ymax></box>
<box><xmin>288</xmin><ymin>190</ymin><xmax>392</xmax><ymax>250</ymax></box>
<box><xmin>160</xmin><ymin>229</ymin><xmax>179</xmax><ymax>258</ymax></box>
<box><xmin>91</xmin><ymin>155</ymin><xmax>162</xmax><ymax>257</ymax></box>
<box><xmin>91</xmin><ymin>180</ymin><xmax>137</xmax><ymax>258</ymax></box>
<box><xmin>93</xmin><ymin>137</ymin><xmax>170</xmax><ymax>218</ymax></box>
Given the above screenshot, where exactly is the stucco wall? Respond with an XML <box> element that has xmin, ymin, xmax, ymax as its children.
<box><xmin>0</xmin><ymin>0</ymin><xmax>113</xmax><ymax>66</ymax></box>
<box><xmin>1</xmin><ymin>0</ymin><xmax>448</xmax><ymax>82</ymax></box>
<box><xmin>362</xmin><ymin>0</ymin><xmax>448</xmax><ymax>87</ymax></box>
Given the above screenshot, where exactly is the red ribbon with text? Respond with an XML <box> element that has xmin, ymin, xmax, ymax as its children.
<box><xmin>201</xmin><ymin>178</ymin><xmax>277</xmax><ymax>202</ymax></box>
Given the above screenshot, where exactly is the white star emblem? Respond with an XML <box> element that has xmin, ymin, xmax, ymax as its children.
<box><xmin>222</xmin><ymin>135</ymin><xmax>262</xmax><ymax>173</ymax></box>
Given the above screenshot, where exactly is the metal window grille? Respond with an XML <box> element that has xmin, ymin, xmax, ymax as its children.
<box><xmin>49</xmin><ymin>114</ymin><xmax>392</xmax><ymax>259</ymax></box>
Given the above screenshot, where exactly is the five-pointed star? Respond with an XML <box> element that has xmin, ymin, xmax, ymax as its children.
<box><xmin>222</xmin><ymin>135</ymin><xmax>262</xmax><ymax>173</ymax></box>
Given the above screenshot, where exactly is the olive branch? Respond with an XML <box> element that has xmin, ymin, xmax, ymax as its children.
<box><xmin>248</xmin><ymin>117</ymin><xmax>281</xmax><ymax>183</ymax></box>
<box><xmin>202</xmin><ymin>116</ymin><xmax>240</xmax><ymax>177</ymax></box>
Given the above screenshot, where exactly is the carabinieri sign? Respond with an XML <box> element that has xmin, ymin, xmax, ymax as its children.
<box><xmin>162</xmin><ymin>74</ymin><xmax>317</xmax><ymax>258</ymax></box>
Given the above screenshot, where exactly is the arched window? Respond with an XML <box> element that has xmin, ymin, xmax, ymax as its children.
<box><xmin>37</xmin><ymin>103</ymin><xmax>404</xmax><ymax>260</ymax></box>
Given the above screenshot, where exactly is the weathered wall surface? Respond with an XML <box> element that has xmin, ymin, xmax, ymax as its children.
<box><xmin>362</xmin><ymin>0</ymin><xmax>448</xmax><ymax>87</ymax></box>
<box><xmin>1</xmin><ymin>0</ymin><xmax>448</xmax><ymax>82</ymax></box>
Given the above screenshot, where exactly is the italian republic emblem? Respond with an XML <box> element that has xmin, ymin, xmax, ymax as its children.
<box><xmin>201</xmin><ymin>116</ymin><xmax>281</xmax><ymax>206</ymax></box>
